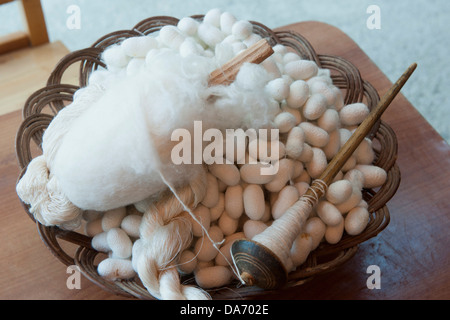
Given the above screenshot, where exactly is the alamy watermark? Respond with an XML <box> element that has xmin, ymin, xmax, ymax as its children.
<box><xmin>66</xmin><ymin>5</ymin><xmax>81</xmax><ymax>30</ymax></box>
<box><xmin>171</xmin><ymin>121</ymin><xmax>280</xmax><ymax>175</ymax></box>
<box><xmin>66</xmin><ymin>265</ymin><xmax>81</xmax><ymax>290</ymax></box>
<box><xmin>366</xmin><ymin>265</ymin><xmax>381</xmax><ymax>289</ymax></box>
<box><xmin>366</xmin><ymin>5</ymin><xmax>381</xmax><ymax>30</ymax></box>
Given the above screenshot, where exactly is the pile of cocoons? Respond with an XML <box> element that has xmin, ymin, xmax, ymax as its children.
<box><xmin>79</xmin><ymin>9</ymin><xmax>388</xmax><ymax>292</ymax></box>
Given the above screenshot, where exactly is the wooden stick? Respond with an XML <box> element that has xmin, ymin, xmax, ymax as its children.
<box><xmin>304</xmin><ymin>62</ymin><xmax>418</xmax><ymax>200</ymax></box>
<box><xmin>208</xmin><ymin>39</ymin><xmax>274</xmax><ymax>86</ymax></box>
<box><xmin>231</xmin><ymin>62</ymin><xmax>417</xmax><ymax>290</ymax></box>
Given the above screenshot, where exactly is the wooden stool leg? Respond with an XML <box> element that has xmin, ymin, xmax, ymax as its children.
<box><xmin>20</xmin><ymin>0</ymin><xmax>49</xmax><ymax>46</ymax></box>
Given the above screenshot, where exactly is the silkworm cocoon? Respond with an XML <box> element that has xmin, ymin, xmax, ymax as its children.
<box><xmin>261</xmin><ymin>202</ymin><xmax>272</xmax><ymax>222</ymax></box>
<box><xmin>243</xmin><ymin>33</ymin><xmax>262</xmax><ymax>47</ymax></box>
<box><xmin>299</xmin><ymin>122</ymin><xmax>329</xmax><ymax>148</ymax></box>
<box><xmin>323</xmin><ymin>130</ymin><xmax>341</xmax><ymax>160</ymax></box>
<box><xmin>265</xmin><ymin>158</ymin><xmax>295</xmax><ymax>192</ymax></box>
<box><xmin>248</xmin><ymin>138</ymin><xmax>286</xmax><ymax>162</ymax></box>
<box><xmin>208</xmin><ymin>161</ymin><xmax>240</xmax><ymax>186</ymax></box>
<box><xmin>284</xmin><ymin>127</ymin><xmax>305</xmax><ymax>160</ymax></box>
<box><xmin>218</xmin><ymin>210</ymin><xmax>239</xmax><ymax>236</ymax></box>
<box><xmin>215</xmin><ymin>237</ymin><xmax>239</xmax><ymax>266</ymax></box>
<box><xmin>131</xmin><ymin>239</ymin><xmax>143</xmax><ymax>272</ymax></box>
<box><xmin>240</xmin><ymin>162</ymin><xmax>277</xmax><ymax>185</ymax></box>
<box><xmin>222</xmin><ymin>231</ymin><xmax>246</xmax><ymax>246</ymax></box>
<box><xmin>290</xmin><ymin>233</ymin><xmax>313</xmax><ymax>267</ymax></box>
<box><xmin>272</xmin><ymin>185</ymin><xmax>299</xmax><ymax>219</ymax></box>
<box><xmin>91</xmin><ymin>231</ymin><xmax>110</xmax><ymax>252</ymax></box>
<box><xmin>83</xmin><ymin>210</ymin><xmax>102</xmax><ymax>222</ymax></box>
<box><xmin>121</xmin><ymin>36</ymin><xmax>158</xmax><ymax>58</ymax></box>
<box><xmin>220</xmin><ymin>11</ymin><xmax>237</xmax><ymax>34</ymax></box>
<box><xmin>126</xmin><ymin>57</ymin><xmax>145</xmax><ymax>76</ymax></box>
<box><xmin>102</xmin><ymin>45</ymin><xmax>130</xmax><ymax>68</ymax></box>
<box><xmin>203</xmin><ymin>49</ymin><xmax>214</xmax><ymax>57</ymax></box>
<box><xmin>194</xmin><ymin>261</ymin><xmax>215</xmax><ymax>274</ymax></box>
<box><xmin>305</xmin><ymin>147</ymin><xmax>328</xmax><ymax>179</ymax></box>
<box><xmin>354</xmin><ymin>138</ymin><xmax>375</xmax><ymax>165</ymax></box>
<box><xmin>85</xmin><ymin>218</ymin><xmax>103</xmax><ymax>237</ymax></box>
<box><xmin>243</xmin><ymin>184</ymin><xmax>266</xmax><ymax>220</ymax></box>
<box><xmin>273</xmin><ymin>44</ymin><xmax>288</xmax><ymax>55</ymax></box>
<box><xmin>281</xmin><ymin>102</ymin><xmax>302</xmax><ymax>125</ymax></box>
<box><xmin>210</xmin><ymin>192</ymin><xmax>225</xmax><ymax>221</ymax></box>
<box><xmin>344</xmin><ymin>169</ymin><xmax>365</xmax><ymax>190</ymax></box>
<box><xmin>221</xmin><ymin>34</ymin><xmax>238</xmax><ymax>45</ymax></box>
<box><xmin>201</xmin><ymin>173</ymin><xmax>220</xmax><ymax>208</ymax></box>
<box><xmin>297</xmin><ymin>143</ymin><xmax>314</xmax><ymax>163</ymax></box>
<box><xmin>197</xmin><ymin>22</ymin><xmax>226</xmax><ymax>48</ymax></box>
<box><xmin>317</xmin><ymin>67</ymin><xmax>333</xmax><ymax>80</ymax></box>
<box><xmin>303</xmin><ymin>94</ymin><xmax>327</xmax><ymax>120</ymax></box>
<box><xmin>101</xmin><ymin>207</ymin><xmax>127</xmax><ymax>231</ymax></box>
<box><xmin>195</xmin><ymin>265</ymin><xmax>232</xmax><ymax>289</ymax></box>
<box><xmin>344</xmin><ymin>156</ymin><xmax>357</xmax><ymax>173</ymax></box>
<box><xmin>326</xmin><ymin>180</ymin><xmax>353</xmax><ymax>205</ymax></box>
<box><xmin>107</xmin><ymin>228</ymin><xmax>133</xmax><ymax>259</ymax></box>
<box><xmin>335</xmin><ymin>185</ymin><xmax>363</xmax><ymax>214</ymax></box>
<box><xmin>304</xmin><ymin>217</ymin><xmax>326</xmax><ymax>250</ymax></box>
<box><xmin>97</xmin><ymin>258</ymin><xmax>136</xmax><ymax>281</ymax></box>
<box><xmin>316</xmin><ymin>201</ymin><xmax>343</xmax><ymax>227</ymax></box>
<box><xmin>295</xmin><ymin>170</ymin><xmax>311</xmax><ymax>185</ymax></box>
<box><xmin>284</xmin><ymin>60</ymin><xmax>318</xmax><ymax>80</ymax></box>
<box><xmin>332</xmin><ymin>86</ymin><xmax>345</xmax><ymax>111</ymax></box>
<box><xmin>243</xmin><ymin>220</ymin><xmax>268</xmax><ymax>239</ymax></box>
<box><xmin>318</xmin><ymin>109</ymin><xmax>340</xmax><ymax>133</ymax></box>
<box><xmin>159</xmin><ymin>25</ymin><xmax>185</xmax><ymax>50</ymax></box>
<box><xmin>262</xmin><ymin>58</ymin><xmax>282</xmax><ymax>79</ymax></box>
<box><xmin>308</xmin><ymin>80</ymin><xmax>337</xmax><ymax>106</ymax></box>
<box><xmin>224</xmin><ymin>185</ymin><xmax>244</xmax><ymax>219</ymax></box>
<box><xmin>291</xmin><ymin>161</ymin><xmax>303</xmax><ymax>180</ymax></box>
<box><xmin>283</xmin><ymin>52</ymin><xmax>301</xmax><ymax>64</ymax></box>
<box><xmin>191</xmin><ymin>205</ymin><xmax>211</xmax><ymax>237</ymax></box>
<box><xmin>177</xmin><ymin>17</ymin><xmax>200</xmax><ymax>36</ymax></box>
<box><xmin>339</xmin><ymin>103</ymin><xmax>370</xmax><ymax>126</ymax></box>
<box><xmin>286</xmin><ymin>80</ymin><xmax>309</xmax><ymax>109</ymax></box>
<box><xmin>358</xmin><ymin>199</ymin><xmax>369</xmax><ymax>209</ymax></box>
<box><xmin>273</xmin><ymin>112</ymin><xmax>296</xmax><ymax>134</ymax></box>
<box><xmin>179</xmin><ymin>38</ymin><xmax>203</xmax><ymax>57</ymax></box>
<box><xmin>265</xmin><ymin>78</ymin><xmax>290</xmax><ymax>102</ymax></box>
<box><xmin>203</xmin><ymin>8</ymin><xmax>222</xmax><ymax>27</ymax></box>
<box><xmin>231</xmin><ymin>20</ymin><xmax>253</xmax><ymax>40</ymax></box>
<box><xmin>232</xmin><ymin>41</ymin><xmax>247</xmax><ymax>55</ymax></box>
<box><xmin>177</xmin><ymin>249</ymin><xmax>197</xmax><ymax>275</ymax></box>
<box><xmin>193</xmin><ymin>225</ymin><xmax>224</xmax><ymax>262</ymax></box>
<box><xmin>324</xmin><ymin>218</ymin><xmax>344</xmax><ymax>245</ymax></box>
<box><xmin>354</xmin><ymin>164</ymin><xmax>387</xmax><ymax>189</ymax></box>
<box><xmin>332</xmin><ymin>171</ymin><xmax>344</xmax><ymax>183</ymax></box>
<box><xmin>120</xmin><ymin>214</ymin><xmax>142</xmax><ymax>238</ymax></box>
<box><xmin>294</xmin><ymin>181</ymin><xmax>309</xmax><ymax>197</ymax></box>
<box><xmin>269</xmin><ymin>191</ymin><xmax>279</xmax><ymax>206</ymax></box>
<box><xmin>339</xmin><ymin>128</ymin><xmax>352</xmax><ymax>146</ymax></box>
<box><xmin>345</xmin><ymin>206</ymin><xmax>370</xmax><ymax>236</ymax></box>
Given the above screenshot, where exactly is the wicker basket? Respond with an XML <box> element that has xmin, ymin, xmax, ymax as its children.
<box><xmin>15</xmin><ymin>15</ymin><xmax>401</xmax><ymax>300</ymax></box>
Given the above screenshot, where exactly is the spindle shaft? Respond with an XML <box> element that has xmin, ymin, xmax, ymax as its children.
<box><xmin>231</xmin><ymin>63</ymin><xmax>417</xmax><ymax>290</ymax></box>
<box><xmin>208</xmin><ymin>39</ymin><xmax>274</xmax><ymax>86</ymax></box>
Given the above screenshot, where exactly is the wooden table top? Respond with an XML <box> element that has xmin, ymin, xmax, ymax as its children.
<box><xmin>0</xmin><ymin>21</ymin><xmax>449</xmax><ymax>300</ymax></box>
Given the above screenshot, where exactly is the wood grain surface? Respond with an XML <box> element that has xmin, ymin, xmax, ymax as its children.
<box><xmin>0</xmin><ymin>21</ymin><xmax>448</xmax><ymax>300</ymax></box>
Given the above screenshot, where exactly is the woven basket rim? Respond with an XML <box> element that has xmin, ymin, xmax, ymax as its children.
<box><xmin>14</xmin><ymin>15</ymin><xmax>401</xmax><ymax>300</ymax></box>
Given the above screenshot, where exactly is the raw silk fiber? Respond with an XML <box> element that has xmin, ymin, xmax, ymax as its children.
<box><xmin>17</xmin><ymin>45</ymin><xmax>278</xmax><ymax>228</ymax></box>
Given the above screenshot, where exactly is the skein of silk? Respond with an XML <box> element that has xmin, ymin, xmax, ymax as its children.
<box><xmin>134</xmin><ymin>166</ymin><xmax>211</xmax><ymax>300</ymax></box>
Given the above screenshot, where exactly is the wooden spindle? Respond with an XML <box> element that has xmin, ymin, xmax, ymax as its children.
<box><xmin>231</xmin><ymin>63</ymin><xmax>418</xmax><ymax>290</ymax></box>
